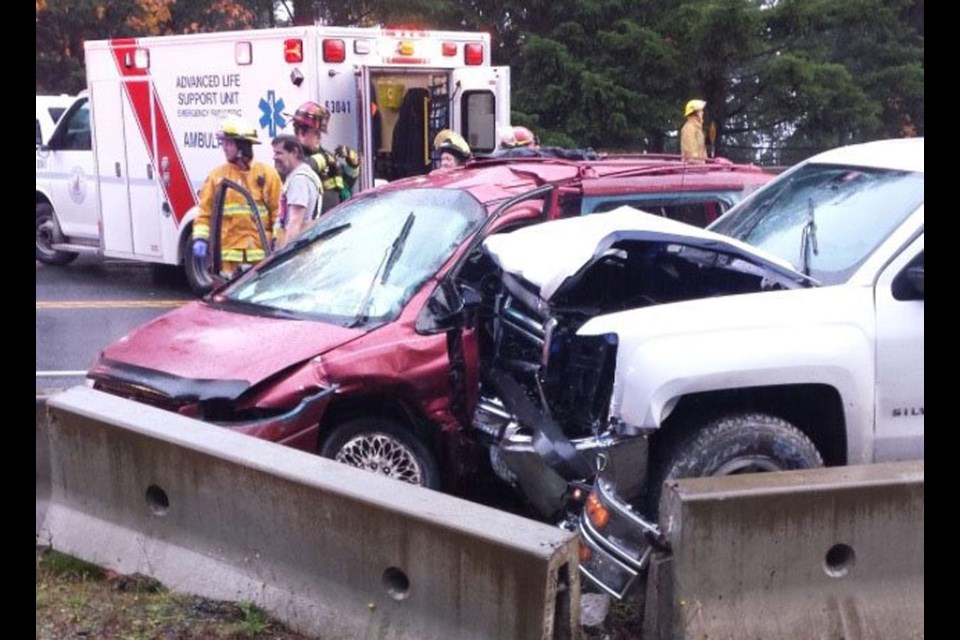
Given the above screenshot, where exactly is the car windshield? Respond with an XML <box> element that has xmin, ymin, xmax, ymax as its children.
<box><xmin>218</xmin><ymin>188</ymin><xmax>487</xmax><ymax>326</ymax></box>
<box><xmin>709</xmin><ymin>163</ymin><xmax>923</xmax><ymax>285</ymax></box>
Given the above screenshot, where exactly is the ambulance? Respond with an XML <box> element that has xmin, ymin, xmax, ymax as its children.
<box><xmin>35</xmin><ymin>25</ymin><xmax>511</xmax><ymax>292</ymax></box>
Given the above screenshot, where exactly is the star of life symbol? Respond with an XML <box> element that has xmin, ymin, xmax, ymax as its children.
<box><xmin>259</xmin><ymin>90</ymin><xmax>286</xmax><ymax>138</ymax></box>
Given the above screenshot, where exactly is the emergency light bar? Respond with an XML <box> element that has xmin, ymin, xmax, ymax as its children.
<box><xmin>235</xmin><ymin>42</ymin><xmax>252</xmax><ymax>65</ymax></box>
<box><xmin>442</xmin><ymin>42</ymin><xmax>457</xmax><ymax>57</ymax></box>
<box><xmin>284</xmin><ymin>39</ymin><xmax>303</xmax><ymax>63</ymax></box>
<box><xmin>464</xmin><ymin>43</ymin><xmax>484</xmax><ymax>65</ymax></box>
<box><xmin>123</xmin><ymin>48</ymin><xmax>150</xmax><ymax>70</ymax></box>
<box><xmin>323</xmin><ymin>39</ymin><xmax>346</xmax><ymax>63</ymax></box>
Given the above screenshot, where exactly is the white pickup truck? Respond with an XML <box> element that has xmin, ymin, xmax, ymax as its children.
<box><xmin>468</xmin><ymin>138</ymin><xmax>924</xmax><ymax>597</ymax></box>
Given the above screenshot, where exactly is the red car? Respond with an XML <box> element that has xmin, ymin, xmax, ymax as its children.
<box><xmin>89</xmin><ymin>155</ymin><xmax>772</xmax><ymax>494</ymax></box>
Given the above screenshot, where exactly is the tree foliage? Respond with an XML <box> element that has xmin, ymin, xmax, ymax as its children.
<box><xmin>36</xmin><ymin>0</ymin><xmax>922</xmax><ymax>162</ymax></box>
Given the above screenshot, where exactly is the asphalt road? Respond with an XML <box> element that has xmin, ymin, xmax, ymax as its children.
<box><xmin>36</xmin><ymin>256</ymin><xmax>196</xmax><ymax>392</ymax></box>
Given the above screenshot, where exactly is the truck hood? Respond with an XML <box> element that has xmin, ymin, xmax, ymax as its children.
<box><xmin>92</xmin><ymin>301</ymin><xmax>363</xmax><ymax>398</ymax></box>
<box><xmin>482</xmin><ymin>206</ymin><xmax>812</xmax><ymax>300</ymax></box>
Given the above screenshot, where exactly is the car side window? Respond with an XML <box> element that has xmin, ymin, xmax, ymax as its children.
<box><xmin>588</xmin><ymin>197</ymin><xmax>729</xmax><ymax>228</ymax></box>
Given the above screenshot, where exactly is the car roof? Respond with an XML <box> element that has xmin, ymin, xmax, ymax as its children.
<box><xmin>806</xmin><ymin>137</ymin><xmax>923</xmax><ymax>173</ymax></box>
<box><xmin>378</xmin><ymin>155</ymin><xmax>773</xmax><ymax>208</ymax></box>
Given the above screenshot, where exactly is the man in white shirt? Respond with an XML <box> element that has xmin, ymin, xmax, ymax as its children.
<box><xmin>271</xmin><ymin>134</ymin><xmax>322</xmax><ymax>250</ymax></box>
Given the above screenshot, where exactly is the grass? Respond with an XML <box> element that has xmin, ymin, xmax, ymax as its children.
<box><xmin>37</xmin><ymin>547</ymin><xmax>646</xmax><ymax>639</ymax></box>
<box><xmin>36</xmin><ymin>548</ymin><xmax>315</xmax><ymax>640</ymax></box>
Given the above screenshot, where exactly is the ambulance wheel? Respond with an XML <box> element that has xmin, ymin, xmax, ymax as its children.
<box><xmin>182</xmin><ymin>228</ymin><xmax>212</xmax><ymax>296</ymax></box>
<box><xmin>36</xmin><ymin>203</ymin><xmax>78</xmax><ymax>266</ymax></box>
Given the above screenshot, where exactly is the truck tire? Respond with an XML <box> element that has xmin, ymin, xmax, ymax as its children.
<box><xmin>36</xmin><ymin>203</ymin><xmax>78</xmax><ymax>266</ymax></box>
<box><xmin>320</xmin><ymin>417</ymin><xmax>441</xmax><ymax>490</ymax></box>
<box><xmin>647</xmin><ymin>412</ymin><xmax>823</xmax><ymax>517</ymax></box>
<box><xmin>181</xmin><ymin>228</ymin><xmax>212</xmax><ymax>296</ymax></box>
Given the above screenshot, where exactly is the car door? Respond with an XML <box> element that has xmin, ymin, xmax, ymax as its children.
<box><xmin>416</xmin><ymin>188</ymin><xmax>554</xmax><ymax>428</ymax></box>
<box><xmin>873</xmin><ymin>232</ymin><xmax>924</xmax><ymax>461</ymax></box>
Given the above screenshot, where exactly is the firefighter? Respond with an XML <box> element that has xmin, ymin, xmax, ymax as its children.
<box><xmin>286</xmin><ymin>101</ymin><xmax>361</xmax><ymax>214</ymax></box>
<box><xmin>680</xmin><ymin>99</ymin><xmax>707</xmax><ymax>163</ymax></box>
<box><xmin>499</xmin><ymin>125</ymin><xmax>539</xmax><ymax>150</ymax></box>
<box><xmin>433</xmin><ymin>129</ymin><xmax>472</xmax><ymax>169</ymax></box>
<box><xmin>191</xmin><ymin>117</ymin><xmax>282</xmax><ymax>275</ymax></box>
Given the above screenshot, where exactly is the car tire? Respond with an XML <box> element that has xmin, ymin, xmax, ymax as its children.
<box><xmin>320</xmin><ymin>417</ymin><xmax>441</xmax><ymax>490</ymax></box>
<box><xmin>647</xmin><ymin>412</ymin><xmax>823</xmax><ymax>517</ymax></box>
<box><xmin>36</xmin><ymin>202</ymin><xmax>78</xmax><ymax>266</ymax></box>
<box><xmin>181</xmin><ymin>226</ymin><xmax>212</xmax><ymax>296</ymax></box>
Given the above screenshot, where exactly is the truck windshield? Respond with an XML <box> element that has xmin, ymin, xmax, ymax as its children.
<box><xmin>218</xmin><ymin>188</ymin><xmax>486</xmax><ymax>326</ymax></box>
<box><xmin>709</xmin><ymin>163</ymin><xmax>923</xmax><ymax>285</ymax></box>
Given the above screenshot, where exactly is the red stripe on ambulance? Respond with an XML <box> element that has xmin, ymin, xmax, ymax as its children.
<box><xmin>110</xmin><ymin>39</ymin><xmax>196</xmax><ymax>224</ymax></box>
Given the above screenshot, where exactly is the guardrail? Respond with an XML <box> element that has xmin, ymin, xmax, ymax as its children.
<box><xmin>642</xmin><ymin>460</ymin><xmax>924</xmax><ymax>640</ymax></box>
<box><xmin>36</xmin><ymin>387</ymin><xmax>581</xmax><ymax>640</ymax></box>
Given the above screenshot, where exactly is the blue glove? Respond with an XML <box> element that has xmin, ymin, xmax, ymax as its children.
<box><xmin>192</xmin><ymin>239</ymin><xmax>208</xmax><ymax>258</ymax></box>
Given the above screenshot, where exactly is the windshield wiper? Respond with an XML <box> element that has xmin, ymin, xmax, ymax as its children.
<box><xmin>799</xmin><ymin>197</ymin><xmax>818</xmax><ymax>277</ymax></box>
<box><xmin>350</xmin><ymin>212</ymin><xmax>415</xmax><ymax>327</ymax></box>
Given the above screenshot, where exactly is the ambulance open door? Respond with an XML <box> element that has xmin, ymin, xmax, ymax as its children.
<box><xmin>450</xmin><ymin>66</ymin><xmax>511</xmax><ymax>155</ymax></box>
<box><xmin>357</xmin><ymin>66</ymin><xmax>375</xmax><ymax>192</ymax></box>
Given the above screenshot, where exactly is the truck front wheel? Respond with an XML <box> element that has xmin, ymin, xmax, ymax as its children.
<box><xmin>36</xmin><ymin>203</ymin><xmax>78</xmax><ymax>266</ymax></box>
<box><xmin>647</xmin><ymin>412</ymin><xmax>823</xmax><ymax>516</ymax></box>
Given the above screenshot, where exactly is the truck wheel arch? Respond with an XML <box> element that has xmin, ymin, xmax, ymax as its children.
<box><xmin>656</xmin><ymin>384</ymin><xmax>848</xmax><ymax>468</ymax></box>
<box><xmin>646</xmin><ymin>411</ymin><xmax>825</xmax><ymax>517</ymax></box>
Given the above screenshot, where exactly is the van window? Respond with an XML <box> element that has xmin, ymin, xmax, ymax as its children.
<box><xmin>461</xmin><ymin>91</ymin><xmax>496</xmax><ymax>153</ymax></box>
<box><xmin>587</xmin><ymin>195</ymin><xmax>734</xmax><ymax>228</ymax></box>
<box><xmin>59</xmin><ymin>101</ymin><xmax>92</xmax><ymax>151</ymax></box>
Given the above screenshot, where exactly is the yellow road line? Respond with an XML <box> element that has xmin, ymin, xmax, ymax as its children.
<box><xmin>36</xmin><ymin>300</ymin><xmax>191</xmax><ymax>310</ymax></box>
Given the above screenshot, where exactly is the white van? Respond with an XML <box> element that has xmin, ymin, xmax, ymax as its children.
<box><xmin>36</xmin><ymin>94</ymin><xmax>75</xmax><ymax>146</ymax></box>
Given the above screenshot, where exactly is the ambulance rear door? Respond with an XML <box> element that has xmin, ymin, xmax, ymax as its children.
<box><xmin>451</xmin><ymin>66</ymin><xmax>510</xmax><ymax>155</ymax></box>
<box><xmin>90</xmin><ymin>76</ymin><xmax>164</xmax><ymax>258</ymax></box>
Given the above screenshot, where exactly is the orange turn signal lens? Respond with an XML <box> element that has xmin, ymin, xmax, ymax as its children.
<box><xmin>578</xmin><ymin>542</ymin><xmax>592</xmax><ymax>563</ymax></box>
<box><xmin>586</xmin><ymin>493</ymin><xmax>610</xmax><ymax>529</ymax></box>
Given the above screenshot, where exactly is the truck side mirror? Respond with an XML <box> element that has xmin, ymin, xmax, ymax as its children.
<box><xmin>905</xmin><ymin>264</ymin><xmax>924</xmax><ymax>298</ymax></box>
<box><xmin>892</xmin><ymin>257</ymin><xmax>924</xmax><ymax>301</ymax></box>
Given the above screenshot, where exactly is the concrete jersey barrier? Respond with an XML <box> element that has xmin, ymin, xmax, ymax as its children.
<box><xmin>643</xmin><ymin>460</ymin><xmax>924</xmax><ymax>640</ymax></box>
<box><xmin>36</xmin><ymin>387</ymin><xmax>581</xmax><ymax>640</ymax></box>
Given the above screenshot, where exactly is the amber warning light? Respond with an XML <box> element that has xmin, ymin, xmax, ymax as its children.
<box><xmin>284</xmin><ymin>39</ymin><xmax>303</xmax><ymax>63</ymax></box>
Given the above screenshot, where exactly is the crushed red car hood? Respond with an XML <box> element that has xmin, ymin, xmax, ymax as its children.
<box><xmin>94</xmin><ymin>301</ymin><xmax>362</xmax><ymax>387</ymax></box>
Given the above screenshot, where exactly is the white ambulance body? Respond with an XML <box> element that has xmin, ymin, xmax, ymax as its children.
<box><xmin>36</xmin><ymin>26</ymin><xmax>510</xmax><ymax>291</ymax></box>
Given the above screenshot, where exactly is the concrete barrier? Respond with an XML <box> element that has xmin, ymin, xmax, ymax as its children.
<box><xmin>643</xmin><ymin>460</ymin><xmax>924</xmax><ymax>640</ymax></box>
<box><xmin>36</xmin><ymin>387</ymin><xmax>581</xmax><ymax>640</ymax></box>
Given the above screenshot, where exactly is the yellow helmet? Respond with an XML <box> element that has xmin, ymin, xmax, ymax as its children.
<box><xmin>684</xmin><ymin>99</ymin><xmax>706</xmax><ymax>117</ymax></box>
<box><xmin>434</xmin><ymin>129</ymin><xmax>471</xmax><ymax>158</ymax></box>
<box><xmin>218</xmin><ymin>117</ymin><xmax>261</xmax><ymax>144</ymax></box>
